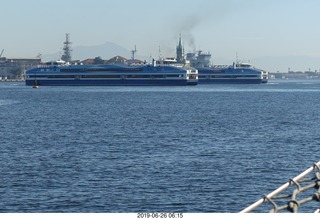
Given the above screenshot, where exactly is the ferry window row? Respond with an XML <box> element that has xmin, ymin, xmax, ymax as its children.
<box><xmin>37</xmin><ymin>67</ymin><xmax>183</xmax><ymax>73</ymax></box>
<box><xmin>200</xmin><ymin>70</ymin><xmax>225</xmax><ymax>73</ymax></box>
<box><xmin>59</xmin><ymin>68</ymin><xmax>143</xmax><ymax>72</ymax></box>
<box><xmin>27</xmin><ymin>74</ymin><xmax>184</xmax><ymax>79</ymax></box>
<box><xmin>199</xmin><ymin>75</ymin><xmax>259</xmax><ymax>79</ymax></box>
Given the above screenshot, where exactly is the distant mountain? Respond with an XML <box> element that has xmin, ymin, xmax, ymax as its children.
<box><xmin>42</xmin><ymin>42</ymin><xmax>148</xmax><ymax>62</ymax></box>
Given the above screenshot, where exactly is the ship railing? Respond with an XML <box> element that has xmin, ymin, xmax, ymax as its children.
<box><xmin>240</xmin><ymin>161</ymin><xmax>320</xmax><ymax>213</ymax></box>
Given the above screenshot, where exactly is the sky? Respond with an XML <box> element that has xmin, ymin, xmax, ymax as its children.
<box><xmin>2</xmin><ymin>0</ymin><xmax>320</xmax><ymax>72</ymax></box>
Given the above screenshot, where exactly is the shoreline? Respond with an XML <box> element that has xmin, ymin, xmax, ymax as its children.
<box><xmin>0</xmin><ymin>79</ymin><xmax>24</xmax><ymax>82</ymax></box>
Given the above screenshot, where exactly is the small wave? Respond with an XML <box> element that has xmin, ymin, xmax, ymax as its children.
<box><xmin>296</xmin><ymin>82</ymin><xmax>314</xmax><ymax>85</ymax></box>
<box><xmin>0</xmin><ymin>99</ymin><xmax>19</xmax><ymax>106</ymax></box>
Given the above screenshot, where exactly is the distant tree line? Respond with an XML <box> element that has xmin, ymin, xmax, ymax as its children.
<box><xmin>93</xmin><ymin>56</ymin><xmax>104</xmax><ymax>64</ymax></box>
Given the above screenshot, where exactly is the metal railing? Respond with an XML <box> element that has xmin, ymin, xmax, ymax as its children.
<box><xmin>240</xmin><ymin>161</ymin><xmax>320</xmax><ymax>213</ymax></box>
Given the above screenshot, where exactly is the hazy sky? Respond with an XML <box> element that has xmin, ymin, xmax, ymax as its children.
<box><xmin>2</xmin><ymin>0</ymin><xmax>320</xmax><ymax>71</ymax></box>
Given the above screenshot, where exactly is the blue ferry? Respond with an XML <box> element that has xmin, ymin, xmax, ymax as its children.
<box><xmin>184</xmin><ymin>51</ymin><xmax>268</xmax><ymax>84</ymax></box>
<box><xmin>175</xmin><ymin>34</ymin><xmax>269</xmax><ymax>84</ymax></box>
<box><xmin>197</xmin><ymin>62</ymin><xmax>268</xmax><ymax>84</ymax></box>
<box><xmin>158</xmin><ymin>55</ymin><xmax>268</xmax><ymax>84</ymax></box>
<box><xmin>25</xmin><ymin>61</ymin><xmax>198</xmax><ymax>86</ymax></box>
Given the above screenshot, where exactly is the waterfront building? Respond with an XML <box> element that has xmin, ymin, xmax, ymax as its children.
<box><xmin>0</xmin><ymin>57</ymin><xmax>41</xmax><ymax>80</ymax></box>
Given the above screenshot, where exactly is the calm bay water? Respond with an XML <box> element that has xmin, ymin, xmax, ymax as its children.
<box><xmin>0</xmin><ymin>80</ymin><xmax>320</xmax><ymax>213</ymax></box>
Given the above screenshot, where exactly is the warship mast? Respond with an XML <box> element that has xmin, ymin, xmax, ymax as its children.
<box><xmin>61</xmin><ymin>33</ymin><xmax>72</xmax><ymax>62</ymax></box>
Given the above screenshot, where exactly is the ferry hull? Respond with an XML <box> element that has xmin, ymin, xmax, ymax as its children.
<box><xmin>198</xmin><ymin>78</ymin><xmax>266</xmax><ymax>84</ymax></box>
<box><xmin>25</xmin><ymin>64</ymin><xmax>198</xmax><ymax>86</ymax></box>
<box><xmin>25</xmin><ymin>79</ymin><xmax>197</xmax><ymax>86</ymax></box>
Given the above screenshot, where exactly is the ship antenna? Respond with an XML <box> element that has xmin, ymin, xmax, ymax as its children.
<box><xmin>131</xmin><ymin>45</ymin><xmax>137</xmax><ymax>60</ymax></box>
<box><xmin>158</xmin><ymin>45</ymin><xmax>162</xmax><ymax>60</ymax></box>
<box><xmin>236</xmin><ymin>52</ymin><xmax>239</xmax><ymax>64</ymax></box>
